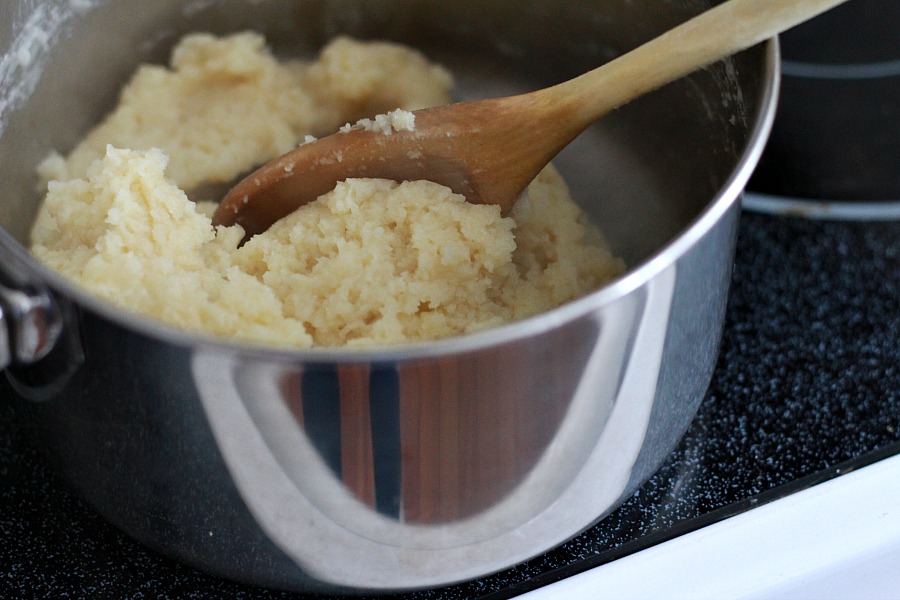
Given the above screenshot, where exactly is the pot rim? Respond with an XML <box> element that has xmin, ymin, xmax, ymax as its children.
<box><xmin>0</xmin><ymin>40</ymin><xmax>781</xmax><ymax>365</ymax></box>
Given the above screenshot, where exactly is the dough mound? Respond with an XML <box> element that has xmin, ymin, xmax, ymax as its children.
<box><xmin>30</xmin><ymin>33</ymin><xmax>624</xmax><ymax>348</ymax></box>
<box><xmin>36</xmin><ymin>32</ymin><xmax>453</xmax><ymax>191</ymax></box>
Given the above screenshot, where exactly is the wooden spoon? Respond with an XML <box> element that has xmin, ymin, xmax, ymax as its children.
<box><xmin>213</xmin><ymin>0</ymin><xmax>849</xmax><ymax>237</ymax></box>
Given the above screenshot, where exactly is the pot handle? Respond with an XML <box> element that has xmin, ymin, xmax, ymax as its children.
<box><xmin>0</xmin><ymin>257</ymin><xmax>84</xmax><ymax>402</ymax></box>
<box><xmin>0</xmin><ymin>278</ymin><xmax>64</xmax><ymax>371</ymax></box>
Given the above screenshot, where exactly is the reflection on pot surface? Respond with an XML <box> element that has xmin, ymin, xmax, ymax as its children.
<box><xmin>192</xmin><ymin>266</ymin><xmax>672</xmax><ymax>587</ymax></box>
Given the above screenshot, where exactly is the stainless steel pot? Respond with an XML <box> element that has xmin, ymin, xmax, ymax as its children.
<box><xmin>0</xmin><ymin>0</ymin><xmax>778</xmax><ymax>593</ymax></box>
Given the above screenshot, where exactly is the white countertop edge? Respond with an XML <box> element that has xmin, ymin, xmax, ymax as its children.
<box><xmin>521</xmin><ymin>451</ymin><xmax>900</xmax><ymax>600</ymax></box>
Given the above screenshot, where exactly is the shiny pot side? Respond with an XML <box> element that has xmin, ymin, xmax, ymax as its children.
<box><xmin>0</xmin><ymin>0</ymin><xmax>778</xmax><ymax>593</ymax></box>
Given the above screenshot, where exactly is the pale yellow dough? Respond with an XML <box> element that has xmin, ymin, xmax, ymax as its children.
<box><xmin>30</xmin><ymin>32</ymin><xmax>624</xmax><ymax>348</ymax></box>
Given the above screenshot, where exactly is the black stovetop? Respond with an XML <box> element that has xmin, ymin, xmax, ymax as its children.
<box><xmin>1</xmin><ymin>209</ymin><xmax>898</xmax><ymax>598</ymax></box>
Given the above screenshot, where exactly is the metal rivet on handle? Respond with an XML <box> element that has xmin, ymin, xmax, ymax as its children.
<box><xmin>0</xmin><ymin>281</ymin><xmax>63</xmax><ymax>367</ymax></box>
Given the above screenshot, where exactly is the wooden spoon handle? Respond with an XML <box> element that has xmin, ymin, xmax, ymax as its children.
<box><xmin>538</xmin><ymin>0</ymin><xmax>851</xmax><ymax>128</ymax></box>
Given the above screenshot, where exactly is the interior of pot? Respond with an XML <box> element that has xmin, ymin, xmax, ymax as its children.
<box><xmin>0</xmin><ymin>0</ymin><xmax>765</xmax><ymax>274</ymax></box>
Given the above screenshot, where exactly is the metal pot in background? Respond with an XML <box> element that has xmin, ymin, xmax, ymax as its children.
<box><xmin>0</xmin><ymin>0</ymin><xmax>777</xmax><ymax>593</ymax></box>
<box><xmin>750</xmin><ymin>0</ymin><xmax>900</xmax><ymax>200</ymax></box>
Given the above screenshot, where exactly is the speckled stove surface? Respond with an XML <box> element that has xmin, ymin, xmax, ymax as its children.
<box><xmin>1</xmin><ymin>210</ymin><xmax>898</xmax><ymax>598</ymax></box>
